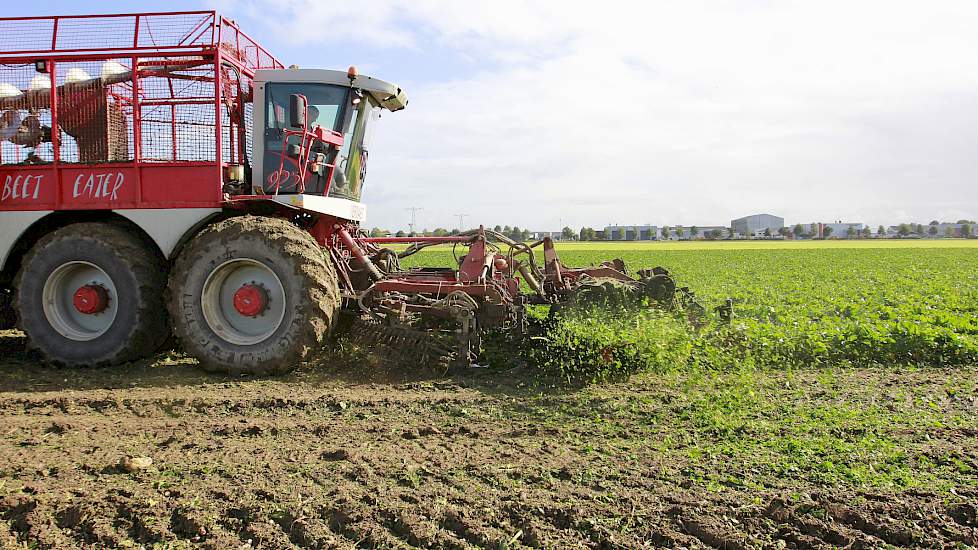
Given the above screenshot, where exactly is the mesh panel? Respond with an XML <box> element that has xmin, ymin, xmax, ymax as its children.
<box><xmin>138</xmin><ymin>14</ymin><xmax>215</xmax><ymax>48</ymax></box>
<box><xmin>55</xmin><ymin>16</ymin><xmax>137</xmax><ymax>51</ymax></box>
<box><xmin>138</xmin><ymin>56</ymin><xmax>217</xmax><ymax>162</ymax></box>
<box><xmin>0</xmin><ymin>20</ymin><xmax>55</xmax><ymax>53</ymax></box>
<box><xmin>0</xmin><ymin>64</ymin><xmax>56</xmax><ymax>165</ymax></box>
<box><xmin>0</xmin><ymin>13</ymin><xmax>217</xmax><ymax>55</ymax></box>
<box><xmin>55</xmin><ymin>59</ymin><xmax>133</xmax><ymax>164</ymax></box>
<box><xmin>0</xmin><ymin>14</ymin><xmax>276</xmax><ymax>170</ymax></box>
<box><xmin>219</xmin><ymin>20</ymin><xmax>284</xmax><ymax>70</ymax></box>
<box><xmin>220</xmin><ymin>67</ymin><xmax>252</xmax><ymax>166</ymax></box>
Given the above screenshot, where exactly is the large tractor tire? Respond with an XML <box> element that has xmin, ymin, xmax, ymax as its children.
<box><xmin>167</xmin><ymin>215</ymin><xmax>340</xmax><ymax>375</ymax></box>
<box><xmin>14</xmin><ymin>223</ymin><xmax>168</xmax><ymax>366</ymax></box>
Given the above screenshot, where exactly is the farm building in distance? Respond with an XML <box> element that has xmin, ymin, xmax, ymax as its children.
<box><xmin>731</xmin><ymin>214</ymin><xmax>784</xmax><ymax>236</ymax></box>
<box><xmin>603</xmin><ymin>225</ymin><xmax>659</xmax><ymax>240</ymax></box>
<box><xmin>528</xmin><ymin>231</ymin><xmax>564</xmax><ymax>240</ymax></box>
<box><xmin>692</xmin><ymin>225</ymin><xmax>730</xmax><ymax>239</ymax></box>
<box><xmin>657</xmin><ymin>225</ymin><xmax>729</xmax><ymax>240</ymax></box>
<box><xmin>602</xmin><ymin>224</ymin><xmax>730</xmax><ymax>240</ymax></box>
<box><xmin>820</xmin><ymin>222</ymin><xmax>865</xmax><ymax>238</ymax></box>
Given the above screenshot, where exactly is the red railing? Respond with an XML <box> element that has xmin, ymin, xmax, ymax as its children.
<box><xmin>0</xmin><ymin>11</ymin><xmax>282</xmax><ymax>211</ymax></box>
<box><xmin>0</xmin><ymin>11</ymin><xmax>283</xmax><ymax>72</ymax></box>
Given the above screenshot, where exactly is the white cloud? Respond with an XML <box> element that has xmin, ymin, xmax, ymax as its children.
<box><xmin>223</xmin><ymin>0</ymin><xmax>978</xmax><ymax>230</ymax></box>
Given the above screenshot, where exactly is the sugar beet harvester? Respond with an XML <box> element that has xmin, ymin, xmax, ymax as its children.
<box><xmin>0</xmin><ymin>11</ymin><xmax>701</xmax><ymax>374</ymax></box>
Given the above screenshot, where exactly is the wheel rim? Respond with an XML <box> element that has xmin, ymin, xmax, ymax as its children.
<box><xmin>201</xmin><ymin>258</ymin><xmax>286</xmax><ymax>346</ymax></box>
<box><xmin>42</xmin><ymin>261</ymin><xmax>119</xmax><ymax>341</ymax></box>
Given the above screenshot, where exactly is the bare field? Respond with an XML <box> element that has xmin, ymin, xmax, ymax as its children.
<box><xmin>0</xmin><ymin>329</ymin><xmax>976</xmax><ymax>549</ymax></box>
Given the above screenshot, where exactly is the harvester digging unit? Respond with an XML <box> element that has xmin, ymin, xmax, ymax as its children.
<box><xmin>0</xmin><ymin>11</ymin><xmax>700</xmax><ymax>374</ymax></box>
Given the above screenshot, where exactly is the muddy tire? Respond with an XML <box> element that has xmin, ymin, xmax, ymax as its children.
<box><xmin>167</xmin><ymin>215</ymin><xmax>339</xmax><ymax>375</ymax></box>
<box><xmin>13</xmin><ymin>223</ymin><xmax>168</xmax><ymax>366</ymax></box>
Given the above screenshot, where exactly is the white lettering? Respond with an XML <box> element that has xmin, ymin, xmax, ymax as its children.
<box><xmin>110</xmin><ymin>173</ymin><xmax>124</xmax><ymax>200</ymax></box>
<box><xmin>1</xmin><ymin>174</ymin><xmax>45</xmax><ymax>202</ymax></box>
<box><xmin>72</xmin><ymin>174</ymin><xmax>85</xmax><ymax>198</ymax></box>
<box><xmin>1</xmin><ymin>175</ymin><xmax>12</xmax><ymax>202</ymax></box>
<box><xmin>81</xmin><ymin>175</ymin><xmax>95</xmax><ymax>198</ymax></box>
<box><xmin>96</xmin><ymin>173</ymin><xmax>109</xmax><ymax>198</ymax></box>
<box><xmin>100</xmin><ymin>173</ymin><xmax>112</xmax><ymax>199</ymax></box>
<box><xmin>70</xmin><ymin>172</ymin><xmax>127</xmax><ymax>201</ymax></box>
<box><xmin>17</xmin><ymin>175</ymin><xmax>30</xmax><ymax>199</ymax></box>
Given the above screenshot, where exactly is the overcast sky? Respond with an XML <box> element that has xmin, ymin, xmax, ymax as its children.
<box><xmin>25</xmin><ymin>1</ymin><xmax>978</xmax><ymax>230</ymax></box>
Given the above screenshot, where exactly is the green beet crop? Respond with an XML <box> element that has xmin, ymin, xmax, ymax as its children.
<box><xmin>402</xmin><ymin>243</ymin><xmax>978</xmax><ymax>376</ymax></box>
<box><xmin>522</xmin><ymin>308</ymin><xmax>693</xmax><ymax>384</ymax></box>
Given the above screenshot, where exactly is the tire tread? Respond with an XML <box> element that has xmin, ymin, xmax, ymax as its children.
<box><xmin>13</xmin><ymin>222</ymin><xmax>168</xmax><ymax>366</ymax></box>
<box><xmin>166</xmin><ymin>215</ymin><xmax>339</xmax><ymax>375</ymax></box>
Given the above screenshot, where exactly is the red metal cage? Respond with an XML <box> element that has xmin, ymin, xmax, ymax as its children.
<box><xmin>0</xmin><ymin>11</ymin><xmax>282</xmax><ymax>211</ymax></box>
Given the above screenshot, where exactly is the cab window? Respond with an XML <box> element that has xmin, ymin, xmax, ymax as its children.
<box><xmin>261</xmin><ymin>82</ymin><xmax>349</xmax><ymax>194</ymax></box>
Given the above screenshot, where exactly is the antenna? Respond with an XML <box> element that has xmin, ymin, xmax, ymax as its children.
<box><xmin>405</xmin><ymin>206</ymin><xmax>423</xmax><ymax>234</ymax></box>
<box><xmin>455</xmin><ymin>213</ymin><xmax>468</xmax><ymax>232</ymax></box>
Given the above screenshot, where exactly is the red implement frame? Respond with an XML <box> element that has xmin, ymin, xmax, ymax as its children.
<box><xmin>332</xmin><ymin>227</ymin><xmax>631</xmax><ymax>310</ymax></box>
<box><xmin>0</xmin><ymin>11</ymin><xmax>282</xmax><ymax>212</ymax></box>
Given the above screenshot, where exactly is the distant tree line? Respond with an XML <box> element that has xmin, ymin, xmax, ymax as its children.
<box><xmin>366</xmin><ymin>219</ymin><xmax>976</xmax><ymax>242</ymax></box>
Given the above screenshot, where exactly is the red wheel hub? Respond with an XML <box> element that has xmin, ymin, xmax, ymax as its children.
<box><xmin>233</xmin><ymin>284</ymin><xmax>268</xmax><ymax>317</ymax></box>
<box><xmin>72</xmin><ymin>285</ymin><xmax>109</xmax><ymax>315</ymax></box>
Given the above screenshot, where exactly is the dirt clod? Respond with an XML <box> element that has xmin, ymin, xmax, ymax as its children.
<box><xmin>322</xmin><ymin>448</ymin><xmax>353</xmax><ymax>461</ymax></box>
<box><xmin>46</xmin><ymin>421</ymin><xmax>72</xmax><ymax>434</ymax></box>
<box><xmin>118</xmin><ymin>456</ymin><xmax>153</xmax><ymax>473</ymax></box>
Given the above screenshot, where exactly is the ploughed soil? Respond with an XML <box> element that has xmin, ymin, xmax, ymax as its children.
<box><xmin>0</xmin><ymin>330</ymin><xmax>976</xmax><ymax>549</ymax></box>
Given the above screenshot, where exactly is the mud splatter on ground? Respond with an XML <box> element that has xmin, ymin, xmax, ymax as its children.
<box><xmin>0</xmin><ymin>330</ymin><xmax>975</xmax><ymax>548</ymax></box>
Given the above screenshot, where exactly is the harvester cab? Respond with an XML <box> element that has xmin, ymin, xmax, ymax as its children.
<box><xmin>249</xmin><ymin>66</ymin><xmax>407</xmax><ymax>202</ymax></box>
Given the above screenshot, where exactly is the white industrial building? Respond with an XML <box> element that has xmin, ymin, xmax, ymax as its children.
<box><xmin>528</xmin><ymin>231</ymin><xmax>564</xmax><ymax>240</ymax></box>
<box><xmin>662</xmin><ymin>225</ymin><xmax>731</xmax><ymax>240</ymax></box>
<box><xmin>821</xmin><ymin>222</ymin><xmax>865</xmax><ymax>238</ymax></box>
<box><xmin>604</xmin><ymin>225</ymin><xmax>659</xmax><ymax>240</ymax></box>
<box><xmin>731</xmin><ymin>214</ymin><xmax>784</xmax><ymax>237</ymax></box>
<box><xmin>692</xmin><ymin>225</ymin><xmax>731</xmax><ymax>239</ymax></box>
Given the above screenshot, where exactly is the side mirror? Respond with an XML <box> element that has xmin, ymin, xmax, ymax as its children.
<box><xmin>289</xmin><ymin>94</ymin><xmax>307</xmax><ymax>128</ymax></box>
